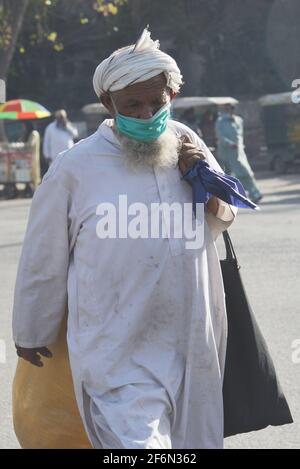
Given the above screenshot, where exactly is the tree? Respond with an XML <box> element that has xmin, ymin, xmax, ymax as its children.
<box><xmin>5</xmin><ymin>0</ymin><xmax>290</xmax><ymax>109</ymax></box>
<box><xmin>126</xmin><ymin>0</ymin><xmax>281</xmax><ymax>98</ymax></box>
<box><xmin>7</xmin><ymin>0</ymin><xmax>131</xmax><ymax>110</ymax></box>
<box><xmin>0</xmin><ymin>0</ymin><xmax>127</xmax><ymax>83</ymax></box>
<box><xmin>0</xmin><ymin>0</ymin><xmax>128</xmax><ymax>140</ymax></box>
<box><xmin>0</xmin><ymin>0</ymin><xmax>30</xmax><ymax>139</ymax></box>
<box><xmin>0</xmin><ymin>0</ymin><xmax>30</xmax><ymax>79</ymax></box>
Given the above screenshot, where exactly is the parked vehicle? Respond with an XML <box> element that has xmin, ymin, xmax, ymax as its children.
<box><xmin>258</xmin><ymin>92</ymin><xmax>300</xmax><ymax>173</ymax></box>
<box><xmin>171</xmin><ymin>96</ymin><xmax>238</xmax><ymax>153</ymax></box>
<box><xmin>81</xmin><ymin>103</ymin><xmax>110</xmax><ymax>135</ymax></box>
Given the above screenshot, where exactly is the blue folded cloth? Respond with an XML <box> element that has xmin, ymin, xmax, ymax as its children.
<box><xmin>182</xmin><ymin>160</ymin><xmax>259</xmax><ymax>212</ymax></box>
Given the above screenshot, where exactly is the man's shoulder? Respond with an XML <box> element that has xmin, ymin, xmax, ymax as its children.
<box><xmin>169</xmin><ymin>119</ymin><xmax>207</xmax><ymax>149</ymax></box>
<box><xmin>169</xmin><ymin>119</ymin><xmax>192</xmax><ymax>133</ymax></box>
<box><xmin>61</xmin><ymin>131</ymin><xmax>98</xmax><ymax>160</ymax></box>
<box><xmin>42</xmin><ymin>131</ymin><xmax>101</xmax><ymax>188</ymax></box>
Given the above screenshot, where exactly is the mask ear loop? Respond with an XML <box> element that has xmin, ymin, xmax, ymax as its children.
<box><xmin>107</xmin><ymin>94</ymin><xmax>120</xmax><ymax>136</ymax></box>
<box><xmin>109</xmin><ymin>94</ymin><xmax>118</xmax><ymax>114</ymax></box>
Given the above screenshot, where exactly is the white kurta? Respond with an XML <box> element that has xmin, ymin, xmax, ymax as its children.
<box><xmin>13</xmin><ymin>119</ymin><xmax>236</xmax><ymax>449</ymax></box>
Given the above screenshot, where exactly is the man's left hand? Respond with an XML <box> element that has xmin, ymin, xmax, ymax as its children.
<box><xmin>178</xmin><ymin>134</ymin><xmax>206</xmax><ymax>174</ymax></box>
<box><xmin>178</xmin><ymin>134</ymin><xmax>220</xmax><ymax>216</ymax></box>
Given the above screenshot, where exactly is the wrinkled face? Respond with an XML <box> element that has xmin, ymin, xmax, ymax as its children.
<box><xmin>101</xmin><ymin>73</ymin><xmax>175</xmax><ymax>119</ymax></box>
<box><xmin>101</xmin><ymin>73</ymin><xmax>179</xmax><ymax>170</ymax></box>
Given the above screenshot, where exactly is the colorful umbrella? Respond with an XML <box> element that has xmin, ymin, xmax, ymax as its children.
<box><xmin>0</xmin><ymin>99</ymin><xmax>51</xmax><ymax>120</ymax></box>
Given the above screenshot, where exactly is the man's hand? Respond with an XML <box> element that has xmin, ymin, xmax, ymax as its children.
<box><xmin>178</xmin><ymin>134</ymin><xmax>220</xmax><ymax>216</ymax></box>
<box><xmin>178</xmin><ymin>134</ymin><xmax>206</xmax><ymax>174</ymax></box>
<box><xmin>15</xmin><ymin>345</ymin><xmax>52</xmax><ymax>367</ymax></box>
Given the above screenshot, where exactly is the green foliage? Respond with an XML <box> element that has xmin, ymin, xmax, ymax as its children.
<box><xmin>7</xmin><ymin>0</ymin><xmax>132</xmax><ymax>109</ymax></box>
<box><xmin>14</xmin><ymin>0</ymin><xmax>127</xmax><ymax>54</ymax></box>
<box><xmin>0</xmin><ymin>3</ymin><xmax>13</xmax><ymax>49</ymax></box>
<box><xmin>6</xmin><ymin>0</ymin><xmax>289</xmax><ymax>110</ymax></box>
<box><xmin>93</xmin><ymin>0</ymin><xmax>127</xmax><ymax>16</ymax></box>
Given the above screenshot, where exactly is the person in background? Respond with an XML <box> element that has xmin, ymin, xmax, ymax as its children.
<box><xmin>180</xmin><ymin>107</ymin><xmax>202</xmax><ymax>137</ymax></box>
<box><xmin>200</xmin><ymin>109</ymin><xmax>217</xmax><ymax>150</ymax></box>
<box><xmin>215</xmin><ymin>103</ymin><xmax>262</xmax><ymax>204</ymax></box>
<box><xmin>43</xmin><ymin>109</ymin><xmax>78</xmax><ymax>165</ymax></box>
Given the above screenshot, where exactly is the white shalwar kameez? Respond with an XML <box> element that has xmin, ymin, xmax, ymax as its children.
<box><xmin>13</xmin><ymin>119</ymin><xmax>237</xmax><ymax>449</ymax></box>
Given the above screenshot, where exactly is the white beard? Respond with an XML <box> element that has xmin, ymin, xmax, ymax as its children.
<box><xmin>116</xmin><ymin>126</ymin><xmax>179</xmax><ymax>170</ymax></box>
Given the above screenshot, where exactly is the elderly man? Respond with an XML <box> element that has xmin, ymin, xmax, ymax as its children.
<box><xmin>13</xmin><ymin>29</ymin><xmax>236</xmax><ymax>449</ymax></box>
<box><xmin>215</xmin><ymin>103</ymin><xmax>262</xmax><ymax>204</ymax></box>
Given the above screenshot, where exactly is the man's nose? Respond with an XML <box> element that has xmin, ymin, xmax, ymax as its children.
<box><xmin>139</xmin><ymin>106</ymin><xmax>154</xmax><ymax>119</ymax></box>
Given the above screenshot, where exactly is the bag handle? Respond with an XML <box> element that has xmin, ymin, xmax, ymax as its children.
<box><xmin>222</xmin><ymin>230</ymin><xmax>238</xmax><ymax>263</ymax></box>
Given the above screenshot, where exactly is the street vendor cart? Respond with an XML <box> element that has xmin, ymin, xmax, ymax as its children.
<box><xmin>0</xmin><ymin>99</ymin><xmax>50</xmax><ymax>197</ymax></box>
<box><xmin>0</xmin><ymin>137</ymin><xmax>40</xmax><ymax>198</ymax></box>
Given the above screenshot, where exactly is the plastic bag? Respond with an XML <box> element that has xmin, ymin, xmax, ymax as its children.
<box><xmin>12</xmin><ymin>315</ymin><xmax>92</xmax><ymax>449</ymax></box>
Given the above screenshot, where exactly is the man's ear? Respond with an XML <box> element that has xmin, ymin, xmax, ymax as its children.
<box><xmin>101</xmin><ymin>92</ymin><xmax>115</xmax><ymax>117</ymax></box>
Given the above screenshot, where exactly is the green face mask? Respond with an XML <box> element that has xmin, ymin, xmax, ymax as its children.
<box><xmin>113</xmin><ymin>101</ymin><xmax>171</xmax><ymax>142</ymax></box>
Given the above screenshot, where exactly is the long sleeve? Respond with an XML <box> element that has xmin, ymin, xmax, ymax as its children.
<box><xmin>170</xmin><ymin>120</ymin><xmax>238</xmax><ymax>240</ymax></box>
<box><xmin>189</xmin><ymin>130</ymin><xmax>238</xmax><ymax>239</ymax></box>
<box><xmin>12</xmin><ymin>163</ymin><xmax>75</xmax><ymax>348</ymax></box>
<box><xmin>204</xmin><ymin>205</ymin><xmax>237</xmax><ymax>241</ymax></box>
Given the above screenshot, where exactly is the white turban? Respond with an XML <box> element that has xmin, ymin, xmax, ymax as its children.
<box><xmin>93</xmin><ymin>27</ymin><xmax>183</xmax><ymax>97</ymax></box>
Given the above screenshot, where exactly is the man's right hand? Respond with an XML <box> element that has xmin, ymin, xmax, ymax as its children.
<box><xmin>15</xmin><ymin>345</ymin><xmax>52</xmax><ymax>367</ymax></box>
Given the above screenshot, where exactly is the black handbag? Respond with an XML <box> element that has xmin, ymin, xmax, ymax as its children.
<box><xmin>221</xmin><ymin>230</ymin><xmax>293</xmax><ymax>438</ymax></box>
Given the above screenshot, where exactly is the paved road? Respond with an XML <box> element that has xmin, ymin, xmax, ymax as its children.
<box><xmin>0</xmin><ymin>171</ymin><xmax>299</xmax><ymax>449</ymax></box>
